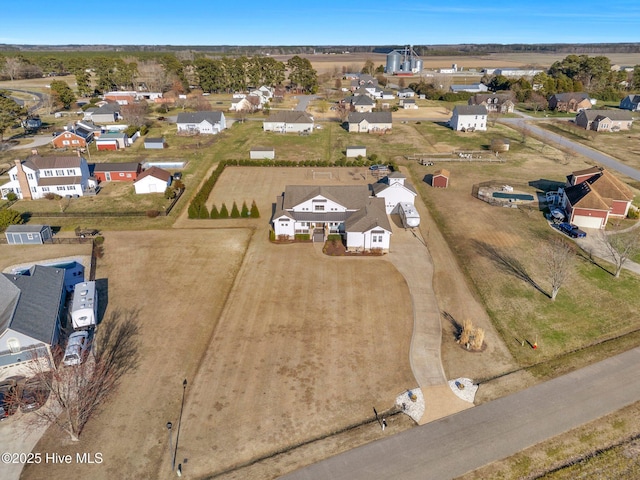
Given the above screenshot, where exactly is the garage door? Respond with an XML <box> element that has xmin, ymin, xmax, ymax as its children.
<box><xmin>573</xmin><ymin>215</ymin><xmax>604</xmax><ymax>229</ymax></box>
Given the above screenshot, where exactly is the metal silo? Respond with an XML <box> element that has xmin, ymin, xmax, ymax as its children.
<box><xmin>386</xmin><ymin>51</ymin><xmax>401</xmax><ymax>74</ymax></box>
<box><xmin>414</xmin><ymin>59</ymin><xmax>423</xmax><ymax>73</ymax></box>
<box><xmin>402</xmin><ymin>61</ymin><xmax>411</xmax><ymax>72</ymax></box>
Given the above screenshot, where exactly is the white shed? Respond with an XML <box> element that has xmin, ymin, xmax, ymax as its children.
<box><xmin>346</xmin><ymin>146</ymin><xmax>367</xmax><ymax>158</ymax></box>
<box><xmin>134</xmin><ymin>166</ymin><xmax>172</xmax><ymax>194</ymax></box>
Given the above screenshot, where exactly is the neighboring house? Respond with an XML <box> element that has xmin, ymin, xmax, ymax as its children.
<box><xmin>381</xmin><ymin>90</ymin><xmax>395</xmax><ymax>100</ymax></box>
<box><xmin>620</xmin><ymin>94</ymin><xmax>640</xmax><ymax>111</ymax></box>
<box><xmin>5</xmin><ymin>225</ymin><xmax>53</xmax><ymax>245</ymax></box>
<box><xmin>96</xmin><ymin>132</ymin><xmax>128</xmax><ymax>151</ymax></box>
<box><xmin>400</xmin><ymin>99</ymin><xmax>418</xmax><ymax>109</ymax></box>
<box><xmin>103</xmin><ymin>92</ymin><xmax>136</xmax><ymax>105</ymax></box>
<box><xmin>370</xmin><ymin>172</ymin><xmax>417</xmax><ymax>214</ymax></box>
<box><xmin>0</xmin><ymin>155</ymin><xmax>93</xmax><ymax>200</ymax></box>
<box><xmin>351</xmin><ymin>95</ymin><xmax>376</xmax><ymax>113</ymax></box>
<box><xmin>230</xmin><ymin>97</ymin><xmax>254</xmax><ymax>112</ymax></box>
<box><xmin>93</xmin><ymin>162</ymin><xmax>141</xmax><ymax>182</ymax></box>
<box><xmin>347</xmin><ymin>112</ymin><xmax>392</xmax><ymax>133</ymax></box>
<box><xmin>176</xmin><ymin>111</ymin><xmax>227</xmax><ymax>135</ymax></box>
<box><xmin>272</xmin><ymin>185</ymin><xmax>392</xmax><ymax>251</ymax></box>
<box><xmin>133</xmin><ymin>166</ymin><xmax>172</xmax><ymax>194</ymax></box>
<box><xmin>432</xmin><ymin>169</ymin><xmax>450</xmax><ymax>188</ymax></box>
<box><xmin>22</xmin><ymin>116</ymin><xmax>42</xmax><ymax>131</ymax></box>
<box><xmin>559</xmin><ymin>166</ymin><xmax>634</xmax><ymax>229</ymax></box>
<box><xmin>397</xmin><ymin>88</ymin><xmax>415</xmax><ymax>98</ymax></box>
<box><xmin>346</xmin><ymin>146</ymin><xmax>366</xmax><ymax>158</ymax></box>
<box><xmin>250</xmin><ymin>147</ymin><xmax>275</xmax><ymax>160</ymax></box>
<box><xmin>493</xmin><ymin>68</ymin><xmax>544</xmax><ymax>77</ymax></box>
<box><xmin>52</xmin><ymin>130</ymin><xmax>92</xmax><ymax>149</ymax></box>
<box><xmin>548</xmin><ymin>93</ymin><xmax>593</xmax><ymax>113</ymax></box>
<box><xmin>468</xmin><ymin>93</ymin><xmax>515</xmax><ymax>113</ymax></box>
<box><xmin>450</xmin><ymin>83</ymin><xmax>488</xmax><ymax>93</ymax></box>
<box><xmin>263</xmin><ymin>111</ymin><xmax>314</xmax><ymax>133</ymax></box>
<box><xmin>144</xmin><ymin>138</ymin><xmax>166</xmax><ymax>149</ymax></box>
<box><xmin>86</xmin><ymin>103</ymin><xmax>122</xmax><ymax>123</ymax></box>
<box><xmin>449</xmin><ymin>105</ymin><xmax>488</xmax><ymax>131</ymax></box>
<box><xmin>575</xmin><ymin>110</ymin><xmax>633</xmax><ymax>131</ymax></box>
<box><xmin>0</xmin><ymin>265</ymin><xmax>67</xmax><ymax>376</ymax></box>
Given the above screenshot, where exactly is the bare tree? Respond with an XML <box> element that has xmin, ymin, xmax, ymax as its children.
<box><xmin>599</xmin><ymin>229</ymin><xmax>640</xmax><ymax>278</ymax></box>
<box><xmin>121</xmin><ymin>102</ymin><xmax>149</xmax><ymax>128</ymax></box>
<box><xmin>2</xmin><ymin>57</ymin><xmax>23</xmax><ymax>81</ymax></box>
<box><xmin>26</xmin><ymin>309</ymin><xmax>140</xmax><ymax>441</ymax></box>
<box><xmin>544</xmin><ymin>237</ymin><xmax>575</xmax><ymax>300</ymax></box>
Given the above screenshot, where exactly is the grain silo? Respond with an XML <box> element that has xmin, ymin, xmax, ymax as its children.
<box><xmin>386</xmin><ymin>51</ymin><xmax>401</xmax><ymax>74</ymax></box>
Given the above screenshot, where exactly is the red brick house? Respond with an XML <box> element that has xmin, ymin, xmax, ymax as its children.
<box><xmin>93</xmin><ymin>162</ymin><xmax>141</xmax><ymax>182</ymax></box>
<box><xmin>432</xmin><ymin>169</ymin><xmax>450</xmax><ymax>188</ymax></box>
<box><xmin>560</xmin><ymin>167</ymin><xmax>634</xmax><ymax>229</ymax></box>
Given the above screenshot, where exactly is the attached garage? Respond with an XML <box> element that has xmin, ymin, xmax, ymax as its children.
<box><xmin>571</xmin><ymin>212</ymin><xmax>607</xmax><ymax>229</ymax></box>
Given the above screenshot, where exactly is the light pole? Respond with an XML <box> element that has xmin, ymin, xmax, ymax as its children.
<box><xmin>166</xmin><ymin>422</ymin><xmax>174</xmax><ymax>471</ymax></box>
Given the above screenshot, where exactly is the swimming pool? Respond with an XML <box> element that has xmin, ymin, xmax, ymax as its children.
<box><xmin>492</xmin><ymin>192</ymin><xmax>535</xmax><ymax>201</ymax></box>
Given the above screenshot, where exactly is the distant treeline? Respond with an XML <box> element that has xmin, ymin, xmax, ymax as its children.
<box><xmin>1</xmin><ymin>43</ymin><xmax>639</xmax><ymax>56</ymax></box>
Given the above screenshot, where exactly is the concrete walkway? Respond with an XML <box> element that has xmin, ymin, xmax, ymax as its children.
<box><xmin>387</xmin><ymin>226</ymin><xmax>474</xmax><ymax>424</ymax></box>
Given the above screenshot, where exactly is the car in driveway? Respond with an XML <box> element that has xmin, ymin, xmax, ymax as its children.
<box><xmin>369</xmin><ymin>164</ymin><xmax>389</xmax><ymax>171</ymax></box>
<box><xmin>0</xmin><ymin>377</ymin><xmax>23</xmax><ymax>420</ymax></box>
<box><xmin>20</xmin><ymin>377</ymin><xmax>50</xmax><ymax>413</ymax></box>
<box><xmin>63</xmin><ymin>331</ymin><xmax>91</xmax><ymax>366</ymax></box>
<box><xmin>556</xmin><ymin>222</ymin><xmax>587</xmax><ymax>238</ymax></box>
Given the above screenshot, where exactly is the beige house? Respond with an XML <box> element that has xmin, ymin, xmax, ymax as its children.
<box><xmin>549</xmin><ymin>93</ymin><xmax>593</xmax><ymax>113</ymax></box>
<box><xmin>347</xmin><ymin>112</ymin><xmax>392</xmax><ymax>133</ymax></box>
<box><xmin>468</xmin><ymin>93</ymin><xmax>515</xmax><ymax>113</ymax></box>
<box><xmin>575</xmin><ymin>110</ymin><xmax>633</xmax><ymax>132</ymax></box>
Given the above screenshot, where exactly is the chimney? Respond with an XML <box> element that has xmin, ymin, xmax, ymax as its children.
<box><xmin>31</xmin><ymin>148</ymin><xmax>38</xmax><ymax>156</ymax></box>
<box><xmin>14</xmin><ymin>159</ymin><xmax>32</xmax><ymax>200</ymax></box>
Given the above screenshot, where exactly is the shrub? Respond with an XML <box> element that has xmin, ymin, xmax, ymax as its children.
<box><xmin>93</xmin><ymin>236</ymin><xmax>105</xmax><ymax>246</ymax></box>
<box><xmin>140</xmin><ymin>125</ymin><xmax>149</xmax><ymax>136</ymax></box>
<box><xmin>0</xmin><ymin>208</ymin><xmax>24</xmax><ymax>230</ymax></box>
<box><xmin>164</xmin><ymin>187</ymin><xmax>176</xmax><ymax>199</ymax></box>
<box><xmin>6</xmin><ymin>192</ymin><xmax>17</xmax><ymax>202</ymax></box>
<box><xmin>198</xmin><ymin>205</ymin><xmax>209</xmax><ymax>218</ymax></box>
<box><xmin>241</xmin><ymin>201</ymin><xmax>249</xmax><ymax>217</ymax></box>
<box><xmin>327</xmin><ymin>234</ymin><xmax>342</xmax><ymax>241</ymax></box>
<box><xmin>230</xmin><ymin>201</ymin><xmax>240</xmax><ymax>218</ymax></box>
<box><xmin>269</xmin><ymin>229</ymin><xmax>276</xmax><ymax>241</ymax></box>
<box><xmin>250</xmin><ymin>200</ymin><xmax>260</xmax><ymax>218</ymax></box>
<box><xmin>295</xmin><ymin>234</ymin><xmax>311</xmax><ymax>241</ymax></box>
<box><xmin>210</xmin><ymin>205</ymin><xmax>219</xmax><ymax>219</ymax></box>
<box><xmin>44</xmin><ymin>192</ymin><xmax>61</xmax><ymax>200</ymax></box>
<box><xmin>146</xmin><ymin>210</ymin><xmax>160</xmax><ymax>218</ymax></box>
<box><xmin>219</xmin><ymin>203</ymin><xmax>229</xmax><ymax>218</ymax></box>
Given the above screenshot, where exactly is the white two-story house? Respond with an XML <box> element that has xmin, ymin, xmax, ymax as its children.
<box><xmin>449</xmin><ymin>105</ymin><xmax>488</xmax><ymax>132</ymax></box>
<box><xmin>272</xmin><ymin>185</ymin><xmax>392</xmax><ymax>252</ymax></box>
<box><xmin>1</xmin><ymin>155</ymin><xmax>93</xmax><ymax>200</ymax></box>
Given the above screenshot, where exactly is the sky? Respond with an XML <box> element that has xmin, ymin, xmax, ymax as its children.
<box><xmin>1</xmin><ymin>1</ymin><xmax>639</xmax><ymax>46</ymax></box>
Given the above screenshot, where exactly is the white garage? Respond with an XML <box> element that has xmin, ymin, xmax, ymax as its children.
<box><xmin>134</xmin><ymin>166</ymin><xmax>172</xmax><ymax>194</ymax></box>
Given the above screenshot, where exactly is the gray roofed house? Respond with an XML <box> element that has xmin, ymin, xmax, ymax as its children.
<box><xmin>176</xmin><ymin>111</ymin><xmax>227</xmax><ymax>135</ymax></box>
<box><xmin>347</xmin><ymin>112</ymin><xmax>392</xmax><ymax>133</ymax></box>
<box><xmin>575</xmin><ymin>109</ymin><xmax>633</xmax><ymax>132</ymax></box>
<box><xmin>0</xmin><ymin>265</ymin><xmax>66</xmax><ymax>371</ymax></box>
<box><xmin>548</xmin><ymin>92</ymin><xmax>593</xmax><ymax>112</ymax></box>
<box><xmin>272</xmin><ymin>184</ymin><xmax>392</xmax><ymax>251</ymax></box>
<box><xmin>620</xmin><ymin>94</ymin><xmax>640</xmax><ymax>111</ymax></box>
<box><xmin>449</xmin><ymin>105</ymin><xmax>488</xmax><ymax>131</ymax></box>
<box><xmin>351</xmin><ymin>95</ymin><xmax>376</xmax><ymax>112</ymax></box>
<box><xmin>370</xmin><ymin>172</ymin><xmax>417</xmax><ymax>213</ymax></box>
<box><xmin>263</xmin><ymin>111</ymin><xmax>314</xmax><ymax>133</ymax></box>
<box><xmin>469</xmin><ymin>93</ymin><xmax>515</xmax><ymax>113</ymax></box>
<box><xmin>88</xmin><ymin>103</ymin><xmax>122</xmax><ymax>123</ymax></box>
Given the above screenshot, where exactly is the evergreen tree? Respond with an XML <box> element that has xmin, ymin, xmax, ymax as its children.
<box><xmin>250</xmin><ymin>200</ymin><xmax>260</xmax><ymax>218</ymax></box>
<box><xmin>188</xmin><ymin>203</ymin><xmax>198</xmax><ymax>219</ymax></box>
<box><xmin>230</xmin><ymin>201</ymin><xmax>240</xmax><ymax>218</ymax></box>
<box><xmin>241</xmin><ymin>201</ymin><xmax>249</xmax><ymax>217</ymax></box>
<box><xmin>210</xmin><ymin>205</ymin><xmax>219</xmax><ymax>219</ymax></box>
<box><xmin>198</xmin><ymin>204</ymin><xmax>209</xmax><ymax>218</ymax></box>
<box><xmin>219</xmin><ymin>203</ymin><xmax>229</xmax><ymax>218</ymax></box>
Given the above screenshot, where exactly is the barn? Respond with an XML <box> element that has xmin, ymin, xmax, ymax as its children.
<box><xmin>432</xmin><ymin>169</ymin><xmax>450</xmax><ymax>188</ymax></box>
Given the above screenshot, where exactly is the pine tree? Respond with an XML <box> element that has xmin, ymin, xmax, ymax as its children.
<box><xmin>241</xmin><ymin>201</ymin><xmax>249</xmax><ymax>217</ymax></box>
<box><xmin>188</xmin><ymin>203</ymin><xmax>199</xmax><ymax>218</ymax></box>
<box><xmin>198</xmin><ymin>204</ymin><xmax>209</xmax><ymax>218</ymax></box>
<box><xmin>219</xmin><ymin>203</ymin><xmax>229</xmax><ymax>218</ymax></box>
<box><xmin>230</xmin><ymin>201</ymin><xmax>240</xmax><ymax>218</ymax></box>
<box><xmin>210</xmin><ymin>205</ymin><xmax>219</xmax><ymax>219</ymax></box>
<box><xmin>250</xmin><ymin>200</ymin><xmax>260</xmax><ymax>218</ymax></box>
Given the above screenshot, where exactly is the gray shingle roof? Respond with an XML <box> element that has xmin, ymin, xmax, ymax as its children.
<box><xmin>3</xmin><ymin>265</ymin><xmax>65</xmax><ymax>344</ymax></box>
<box><xmin>176</xmin><ymin>111</ymin><xmax>224</xmax><ymax>124</ymax></box>
<box><xmin>5</xmin><ymin>224</ymin><xmax>49</xmax><ymax>233</ymax></box>
<box><xmin>453</xmin><ymin>105</ymin><xmax>488</xmax><ymax>116</ymax></box>
<box><xmin>344</xmin><ymin>198</ymin><xmax>392</xmax><ymax>233</ymax></box>
<box><xmin>282</xmin><ymin>185</ymin><xmax>371</xmax><ymax>210</ymax></box>
<box><xmin>347</xmin><ymin>112</ymin><xmax>392</xmax><ymax>124</ymax></box>
<box><xmin>579</xmin><ymin>109</ymin><xmax>633</xmax><ymax>121</ymax></box>
<box><xmin>265</xmin><ymin>111</ymin><xmax>313</xmax><ymax>124</ymax></box>
<box><xmin>93</xmin><ymin>162</ymin><xmax>140</xmax><ymax>173</ymax></box>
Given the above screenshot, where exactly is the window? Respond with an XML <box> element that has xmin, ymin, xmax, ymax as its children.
<box><xmin>12</xmin><ymin>174</ymin><xmax>17</xmax><ymax>181</ymax></box>
<box><xmin>57</xmin><ymin>186</ymin><xmax>65</xmax><ymax>191</ymax></box>
<box><xmin>119</xmin><ymin>173</ymin><xmax>125</xmax><ymax>177</ymax></box>
<box><xmin>42</xmin><ymin>187</ymin><xmax>49</xmax><ymax>192</ymax></box>
<box><xmin>63</xmin><ymin>141</ymin><xmax>70</xmax><ymax>145</ymax></box>
<box><xmin>44</xmin><ymin>170</ymin><xmax>52</xmax><ymax>177</ymax></box>
<box><xmin>56</xmin><ymin>170</ymin><xmax>64</xmax><ymax>175</ymax></box>
<box><xmin>314</xmin><ymin>205</ymin><xmax>324</xmax><ymax>211</ymax></box>
<box><xmin>27</xmin><ymin>173</ymin><xmax>33</xmax><ymax>179</ymax></box>
<box><xmin>72</xmin><ymin>140</ymin><xmax>79</xmax><ymax>144</ymax></box>
<box><xmin>31</xmin><ymin>187</ymin><xmax>36</xmax><ymax>192</ymax></box>
<box><xmin>67</xmin><ymin>186</ymin><xmax>75</xmax><ymax>190</ymax></box>
<box><xmin>7</xmin><ymin>338</ymin><xmax>20</xmax><ymax>354</ymax></box>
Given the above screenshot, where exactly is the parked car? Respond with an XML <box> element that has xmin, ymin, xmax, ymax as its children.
<box><xmin>0</xmin><ymin>377</ymin><xmax>22</xmax><ymax>420</ymax></box>
<box><xmin>63</xmin><ymin>331</ymin><xmax>91</xmax><ymax>366</ymax></box>
<box><xmin>557</xmin><ymin>222</ymin><xmax>587</xmax><ymax>238</ymax></box>
<box><xmin>369</xmin><ymin>164</ymin><xmax>388</xmax><ymax>171</ymax></box>
<box><xmin>20</xmin><ymin>377</ymin><xmax>50</xmax><ymax>413</ymax></box>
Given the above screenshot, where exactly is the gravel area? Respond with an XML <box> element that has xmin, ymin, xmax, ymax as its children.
<box><xmin>396</xmin><ymin>388</ymin><xmax>425</xmax><ymax>423</ymax></box>
<box><xmin>448</xmin><ymin>377</ymin><xmax>478</xmax><ymax>403</ymax></box>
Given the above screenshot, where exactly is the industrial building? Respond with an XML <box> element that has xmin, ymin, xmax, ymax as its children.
<box><xmin>385</xmin><ymin>46</ymin><xmax>423</xmax><ymax>75</ymax></box>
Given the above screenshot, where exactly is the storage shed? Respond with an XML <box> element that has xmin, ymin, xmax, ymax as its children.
<box><xmin>432</xmin><ymin>169</ymin><xmax>450</xmax><ymax>188</ymax></box>
<box><xmin>144</xmin><ymin>137</ymin><xmax>166</xmax><ymax>149</ymax></box>
<box><xmin>250</xmin><ymin>147</ymin><xmax>275</xmax><ymax>160</ymax></box>
<box><xmin>346</xmin><ymin>146</ymin><xmax>367</xmax><ymax>158</ymax></box>
<box><xmin>134</xmin><ymin>166</ymin><xmax>172</xmax><ymax>194</ymax></box>
<box><xmin>5</xmin><ymin>225</ymin><xmax>53</xmax><ymax>244</ymax></box>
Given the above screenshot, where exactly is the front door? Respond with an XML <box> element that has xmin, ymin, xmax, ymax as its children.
<box><xmin>313</xmin><ymin>225</ymin><xmax>325</xmax><ymax>243</ymax></box>
<box><xmin>105</xmin><ymin>172</ymin><xmax>111</xmax><ymax>181</ymax></box>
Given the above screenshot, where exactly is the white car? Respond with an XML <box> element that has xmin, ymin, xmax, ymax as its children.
<box><xmin>63</xmin><ymin>331</ymin><xmax>91</xmax><ymax>366</ymax></box>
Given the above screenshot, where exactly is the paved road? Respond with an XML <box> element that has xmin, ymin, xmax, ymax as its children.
<box><xmin>2</xmin><ymin>88</ymin><xmax>46</xmax><ymax>113</ymax></box>
<box><xmin>282</xmin><ymin>345</ymin><xmax>640</xmax><ymax>480</ymax></box>
<box><xmin>500</xmin><ymin>117</ymin><xmax>640</xmax><ymax>182</ymax></box>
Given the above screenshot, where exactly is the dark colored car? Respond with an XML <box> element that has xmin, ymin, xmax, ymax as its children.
<box><xmin>557</xmin><ymin>223</ymin><xmax>587</xmax><ymax>238</ymax></box>
<box><xmin>369</xmin><ymin>164</ymin><xmax>389</xmax><ymax>171</ymax></box>
<box><xmin>0</xmin><ymin>377</ymin><xmax>22</xmax><ymax>420</ymax></box>
<box><xmin>20</xmin><ymin>378</ymin><xmax>50</xmax><ymax>413</ymax></box>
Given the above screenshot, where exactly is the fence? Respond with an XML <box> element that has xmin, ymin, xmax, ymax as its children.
<box><xmin>408</xmin><ymin>151</ymin><xmax>506</xmax><ymax>163</ymax></box>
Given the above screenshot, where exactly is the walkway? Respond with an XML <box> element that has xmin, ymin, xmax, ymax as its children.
<box><xmin>282</xmin><ymin>345</ymin><xmax>640</xmax><ymax>480</ymax></box>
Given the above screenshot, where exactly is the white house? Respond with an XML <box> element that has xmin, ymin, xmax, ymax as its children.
<box><xmin>450</xmin><ymin>84</ymin><xmax>489</xmax><ymax>94</ymax></box>
<box><xmin>176</xmin><ymin>111</ymin><xmax>226</xmax><ymax>135</ymax></box>
<box><xmin>272</xmin><ymin>185</ymin><xmax>392</xmax><ymax>252</ymax></box>
<box><xmin>347</xmin><ymin>112</ymin><xmax>392</xmax><ymax>133</ymax></box>
<box><xmin>449</xmin><ymin>105</ymin><xmax>488</xmax><ymax>131</ymax></box>
<box><xmin>397</xmin><ymin>88</ymin><xmax>415</xmax><ymax>98</ymax></box>
<box><xmin>0</xmin><ymin>266</ymin><xmax>67</xmax><ymax>377</ymax></box>
<box><xmin>1</xmin><ymin>155</ymin><xmax>93</xmax><ymax>200</ymax></box>
<box><xmin>400</xmin><ymin>99</ymin><xmax>418</xmax><ymax>109</ymax></box>
<box><xmin>371</xmin><ymin>172</ymin><xmax>417</xmax><ymax>214</ymax></box>
<box><xmin>263</xmin><ymin>111</ymin><xmax>314</xmax><ymax>133</ymax></box>
<box><xmin>133</xmin><ymin>166</ymin><xmax>172</xmax><ymax>194</ymax></box>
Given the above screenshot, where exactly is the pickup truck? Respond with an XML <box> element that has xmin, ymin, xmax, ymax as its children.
<box><xmin>556</xmin><ymin>223</ymin><xmax>587</xmax><ymax>238</ymax></box>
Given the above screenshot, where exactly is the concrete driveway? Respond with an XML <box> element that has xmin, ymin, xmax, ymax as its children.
<box><xmin>0</xmin><ymin>411</ymin><xmax>49</xmax><ymax>480</ymax></box>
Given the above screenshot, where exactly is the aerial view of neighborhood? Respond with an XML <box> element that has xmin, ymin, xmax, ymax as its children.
<box><xmin>1</xmin><ymin>3</ymin><xmax>640</xmax><ymax>479</ymax></box>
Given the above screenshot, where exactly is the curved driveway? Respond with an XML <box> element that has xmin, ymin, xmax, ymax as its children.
<box><xmin>282</xmin><ymin>345</ymin><xmax>640</xmax><ymax>480</ymax></box>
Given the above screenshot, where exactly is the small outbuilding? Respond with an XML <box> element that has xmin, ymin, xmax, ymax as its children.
<box><xmin>134</xmin><ymin>166</ymin><xmax>172</xmax><ymax>194</ymax></box>
<box><xmin>144</xmin><ymin>137</ymin><xmax>166</xmax><ymax>149</ymax></box>
<box><xmin>250</xmin><ymin>147</ymin><xmax>275</xmax><ymax>160</ymax></box>
<box><xmin>94</xmin><ymin>162</ymin><xmax>142</xmax><ymax>182</ymax></box>
<box><xmin>432</xmin><ymin>169</ymin><xmax>450</xmax><ymax>188</ymax></box>
<box><xmin>346</xmin><ymin>146</ymin><xmax>367</xmax><ymax>158</ymax></box>
<box><xmin>5</xmin><ymin>224</ymin><xmax>53</xmax><ymax>244</ymax></box>
<box><xmin>96</xmin><ymin>132</ymin><xmax>128</xmax><ymax>151</ymax></box>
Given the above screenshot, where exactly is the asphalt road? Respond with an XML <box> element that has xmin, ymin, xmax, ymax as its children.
<box><xmin>282</xmin><ymin>346</ymin><xmax>640</xmax><ymax>480</ymax></box>
<box><xmin>500</xmin><ymin>117</ymin><xmax>640</xmax><ymax>182</ymax></box>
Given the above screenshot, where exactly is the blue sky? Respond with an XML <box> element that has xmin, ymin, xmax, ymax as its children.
<box><xmin>1</xmin><ymin>1</ymin><xmax>639</xmax><ymax>45</ymax></box>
